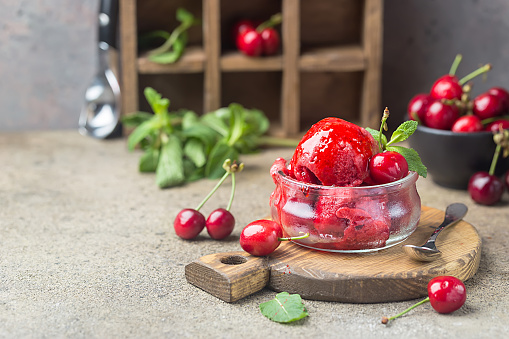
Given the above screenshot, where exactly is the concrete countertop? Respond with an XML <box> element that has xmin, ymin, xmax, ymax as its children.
<box><xmin>1</xmin><ymin>130</ymin><xmax>508</xmax><ymax>338</ymax></box>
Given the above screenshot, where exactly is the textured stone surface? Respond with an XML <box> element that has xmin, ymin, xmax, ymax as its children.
<box><xmin>1</xmin><ymin>1</ymin><xmax>509</xmax><ymax>131</ymax></box>
<box><xmin>0</xmin><ymin>130</ymin><xmax>508</xmax><ymax>338</ymax></box>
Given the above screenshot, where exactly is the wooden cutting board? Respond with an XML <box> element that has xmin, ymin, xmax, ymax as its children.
<box><xmin>185</xmin><ymin>206</ymin><xmax>481</xmax><ymax>303</ymax></box>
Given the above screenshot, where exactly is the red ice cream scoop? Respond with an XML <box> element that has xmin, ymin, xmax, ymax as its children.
<box><xmin>289</xmin><ymin>117</ymin><xmax>379</xmax><ymax>187</ymax></box>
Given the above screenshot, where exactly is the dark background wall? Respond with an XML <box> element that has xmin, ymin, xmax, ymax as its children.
<box><xmin>1</xmin><ymin>0</ymin><xmax>508</xmax><ymax>131</ymax></box>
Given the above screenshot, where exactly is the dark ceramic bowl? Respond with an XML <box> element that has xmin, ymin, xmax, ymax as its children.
<box><xmin>408</xmin><ymin>125</ymin><xmax>509</xmax><ymax>189</ymax></box>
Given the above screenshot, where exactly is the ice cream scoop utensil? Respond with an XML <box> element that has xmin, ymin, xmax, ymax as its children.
<box><xmin>403</xmin><ymin>203</ymin><xmax>468</xmax><ymax>262</ymax></box>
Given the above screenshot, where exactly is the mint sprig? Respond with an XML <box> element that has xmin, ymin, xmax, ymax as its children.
<box><xmin>366</xmin><ymin>108</ymin><xmax>427</xmax><ymax>178</ymax></box>
<box><xmin>123</xmin><ymin>87</ymin><xmax>298</xmax><ymax>188</ymax></box>
<box><xmin>259</xmin><ymin>292</ymin><xmax>308</xmax><ymax>323</ymax></box>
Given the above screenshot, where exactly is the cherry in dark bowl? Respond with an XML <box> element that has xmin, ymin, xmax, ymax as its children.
<box><xmin>408</xmin><ymin>125</ymin><xmax>509</xmax><ymax>189</ymax></box>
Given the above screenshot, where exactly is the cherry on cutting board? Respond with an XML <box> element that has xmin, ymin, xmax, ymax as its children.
<box><xmin>382</xmin><ymin>276</ymin><xmax>466</xmax><ymax>324</ymax></box>
<box><xmin>240</xmin><ymin>220</ymin><xmax>309</xmax><ymax>256</ymax></box>
<box><xmin>369</xmin><ymin>151</ymin><xmax>409</xmax><ymax>184</ymax></box>
<box><xmin>407</xmin><ymin>93</ymin><xmax>433</xmax><ymax>122</ymax></box>
<box><xmin>473</xmin><ymin>92</ymin><xmax>504</xmax><ymax>120</ymax></box>
<box><xmin>424</xmin><ymin>101</ymin><xmax>460</xmax><ymax>130</ymax></box>
<box><xmin>451</xmin><ymin>115</ymin><xmax>484</xmax><ymax>133</ymax></box>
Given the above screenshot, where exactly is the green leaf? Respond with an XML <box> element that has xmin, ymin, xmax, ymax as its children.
<box><xmin>205</xmin><ymin>141</ymin><xmax>239</xmax><ymax>179</ymax></box>
<box><xmin>386</xmin><ymin>145</ymin><xmax>428</xmax><ymax>178</ymax></box>
<box><xmin>366</xmin><ymin>127</ymin><xmax>387</xmax><ymax>148</ymax></box>
<box><xmin>148</xmin><ymin>33</ymin><xmax>187</xmax><ymax>64</ymax></box>
<box><xmin>201</xmin><ymin>111</ymin><xmax>230</xmax><ymax>136</ymax></box>
<box><xmin>176</xmin><ymin>8</ymin><xmax>195</xmax><ymax>25</ymax></box>
<box><xmin>121</xmin><ymin>112</ymin><xmax>154</xmax><ymax>127</ymax></box>
<box><xmin>156</xmin><ymin>135</ymin><xmax>185</xmax><ymax>188</ymax></box>
<box><xmin>127</xmin><ymin>119</ymin><xmax>158</xmax><ymax>151</ymax></box>
<box><xmin>259</xmin><ymin>292</ymin><xmax>309</xmax><ymax>323</ymax></box>
<box><xmin>144</xmin><ymin>87</ymin><xmax>170</xmax><ymax>115</ymax></box>
<box><xmin>226</xmin><ymin>103</ymin><xmax>245</xmax><ymax>146</ymax></box>
<box><xmin>184</xmin><ymin>138</ymin><xmax>207</xmax><ymax>168</ymax></box>
<box><xmin>387</xmin><ymin>120</ymin><xmax>418</xmax><ymax>146</ymax></box>
<box><xmin>139</xmin><ymin>147</ymin><xmax>160</xmax><ymax>172</ymax></box>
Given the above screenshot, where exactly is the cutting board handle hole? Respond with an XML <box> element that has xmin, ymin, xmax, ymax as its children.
<box><xmin>220</xmin><ymin>255</ymin><xmax>248</xmax><ymax>265</ymax></box>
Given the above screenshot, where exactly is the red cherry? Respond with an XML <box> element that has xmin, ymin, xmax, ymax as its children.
<box><xmin>485</xmin><ymin>119</ymin><xmax>509</xmax><ymax>132</ymax></box>
<box><xmin>240</xmin><ymin>220</ymin><xmax>283</xmax><ymax>256</ymax></box>
<box><xmin>468</xmin><ymin>171</ymin><xmax>504</xmax><ymax>205</ymax></box>
<box><xmin>488</xmin><ymin>87</ymin><xmax>509</xmax><ymax>112</ymax></box>
<box><xmin>451</xmin><ymin>115</ymin><xmax>483</xmax><ymax>133</ymax></box>
<box><xmin>260</xmin><ymin>27</ymin><xmax>280</xmax><ymax>55</ymax></box>
<box><xmin>236</xmin><ymin>28</ymin><xmax>263</xmax><ymax>57</ymax></box>
<box><xmin>407</xmin><ymin>93</ymin><xmax>433</xmax><ymax>122</ymax></box>
<box><xmin>473</xmin><ymin>93</ymin><xmax>504</xmax><ymax>120</ymax></box>
<box><xmin>369</xmin><ymin>151</ymin><xmax>409</xmax><ymax>184</ymax></box>
<box><xmin>232</xmin><ymin>19</ymin><xmax>256</xmax><ymax>42</ymax></box>
<box><xmin>174</xmin><ymin>209</ymin><xmax>206</xmax><ymax>240</ymax></box>
<box><xmin>430</xmin><ymin>75</ymin><xmax>463</xmax><ymax>100</ymax></box>
<box><xmin>382</xmin><ymin>275</ymin><xmax>467</xmax><ymax>324</ymax></box>
<box><xmin>424</xmin><ymin>101</ymin><xmax>460</xmax><ymax>130</ymax></box>
<box><xmin>427</xmin><ymin>276</ymin><xmax>467</xmax><ymax>314</ymax></box>
<box><xmin>206</xmin><ymin>208</ymin><xmax>235</xmax><ymax>240</ymax></box>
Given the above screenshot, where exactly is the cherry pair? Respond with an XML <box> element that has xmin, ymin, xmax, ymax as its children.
<box><xmin>468</xmin><ymin>128</ymin><xmax>509</xmax><ymax>205</ymax></box>
<box><xmin>234</xmin><ymin>13</ymin><xmax>281</xmax><ymax>57</ymax></box>
<box><xmin>173</xmin><ymin>160</ymin><xmax>243</xmax><ymax>240</ymax></box>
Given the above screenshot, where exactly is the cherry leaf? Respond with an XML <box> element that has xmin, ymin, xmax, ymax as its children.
<box><xmin>259</xmin><ymin>292</ymin><xmax>308</xmax><ymax>323</ymax></box>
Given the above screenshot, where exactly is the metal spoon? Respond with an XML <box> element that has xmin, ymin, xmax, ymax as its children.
<box><xmin>403</xmin><ymin>203</ymin><xmax>468</xmax><ymax>262</ymax></box>
<box><xmin>79</xmin><ymin>0</ymin><xmax>122</xmax><ymax>139</ymax></box>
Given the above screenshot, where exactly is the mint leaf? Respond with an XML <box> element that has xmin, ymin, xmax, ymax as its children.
<box><xmin>148</xmin><ymin>33</ymin><xmax>187</xmax><ymax>64</ymax></box>
<box><xmin>184</xmin><ymin>138</ymin><xmax>207</xmax><ymax>168</ymax></box>
<box><xmin>259</xmin><ymin>292</ymin><xmax>308</xmax><ymax>323</ymax></box>
<box><xmin>387</xmin><ymin>120</ymin><xmax>418</xmax><ymax>146</ymax></box>
<box><xmin>121</xmin><ymin>111</ymin><xmax>154</xmax><ymax>127</ymax></box>
<box><xmin>366</xmin><ymin>127</ymin><xmax>387</xmax><ymax>148</ymax></box>
<box><xmin>127</xmin><ymin>119</ymin><xmax>158</xmax><ymax>151</ymax></box>
<box><xmin>139</xmin><ymin>147</ymin><xmax>159</xmax><ymax>172</ymax></box>
<box><xmin>156</xmin><ymin>135</ymin><xmax>185</xmax><ymax>188</ymax></box>
<box><xmin>205</xmin><ymin>141</ymin><xmax>239</xmax><ymax>179</ymax></box>
<box><xmin>226</xmin><ymin>103</ymin><xmax>245</xmax><ymax>146</ymax></box>
<box><xmin>144</xmin><ymin>87</ymin><xmax>169</xmax><ymax>115</ymax></box>
<box><xmin>176</xmin><ymin>8</ymin><xmax>195</xmax><ymax>25</ymax></box>
<box><xmin>386</xmin><ymin>145</ymin><xmax>428</xmax><ymax>178</ymax></box>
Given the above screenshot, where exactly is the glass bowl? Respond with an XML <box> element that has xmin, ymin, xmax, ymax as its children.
<box><xmin>270</xmin><ymin>171</ymin><xmax>421</xmax><ymax>253</ymax></box>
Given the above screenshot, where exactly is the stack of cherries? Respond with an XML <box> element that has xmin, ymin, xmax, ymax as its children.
<box><xmin>233</xmin><ymin>13</ymin><xmax>282</xmax><ymax>57</ymax></box>
<box><xmin>407</xmin><ymin>54</ymin><xmax>509</xmax><ymax>205</ymax></box>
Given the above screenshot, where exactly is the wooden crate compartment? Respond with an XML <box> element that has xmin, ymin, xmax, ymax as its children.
<box><xmin>300</xmin><ymin>71</ymin><xmax>363</xmax><ymax>132</ymax></box>
<box><xmin>221</xmin><ymin>72</ymin><xmax>282</xmax><ymax>134</ymax></box>
<box><xmin>120</xmin><ymin>0</ymin><xmax>382</xmax><ymax>136</ymax></box>
<box><xmin>138</xmin><ymin>73</ymin><xmax>204</xmax><ymax>115</ymax></box>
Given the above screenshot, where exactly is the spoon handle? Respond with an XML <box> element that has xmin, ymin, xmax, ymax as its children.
<box><xmin>427</xmin><ymin>203</ymin><xmax>468</xmax><ymax>243</ymax></box>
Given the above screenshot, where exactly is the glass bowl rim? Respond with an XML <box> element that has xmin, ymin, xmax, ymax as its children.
<box><xmin>275</xmin><ymin>170</ymin><xmax>419</xmax><ymax>193</ymax></box>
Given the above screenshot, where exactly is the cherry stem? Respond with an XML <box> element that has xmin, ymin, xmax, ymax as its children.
<box><xmin>195</xmin><ymin>171</ymin><xmax>230</xmax><ymax>211</ymax></box>
<box><xmin>257</xmin><ymin>13</ymin><xmax>282</xmax><ymax>31</ymax></box>
<box><xmin>459</xmin><ymin>64</ymin><xmax>492</xmax><ymax>85</ymax></box>
<box><xmin>278</xmin><ymin>233</ymin><xmax>310</xmax><ymax>241</ymax></box>
<box><xmin>449</xmin><ymin>54</ymin><xmax>462</xmax><ymax>75</ymax></box>
<box><xmin>481</xmin><ymin>114</ymin><xmax>509</xmax><ymax>125</ymax></box>
<box><xmin>378</xmin><ymin>107</ymin><xmax>390</xmax><ymax>152</ymax></box>
<box><xmin>489</xmin><ymin>144</ymin><xmax>501</xmax><ymax>176</ymax></box>
<box><xmin>226</xmin><ymin>172</ymin><xmax>236</xmax><ymax>211</ymax></box>
<box><xmin>382</xmin><ymin>297</ymin><xmax>430</xmax><ymax>324</ymax></box>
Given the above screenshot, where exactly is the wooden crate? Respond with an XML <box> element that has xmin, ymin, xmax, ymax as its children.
<box><xmin>119</xmin><ymin>0</ymin><xmax>383</xmax><ymax>137</ymax></box>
